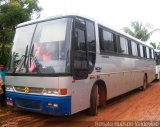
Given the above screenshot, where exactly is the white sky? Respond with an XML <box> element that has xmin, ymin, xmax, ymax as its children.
<box><xmin>38</xmin><ymin>0</ymin><xmax>160</xmax><ymax>45</ymax></box>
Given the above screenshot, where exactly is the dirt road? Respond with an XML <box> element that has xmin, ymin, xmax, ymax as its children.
<box><xmin>1</xmin><ymin>81</ymin><xmax>160</xmax><ymax>127</ymax></box>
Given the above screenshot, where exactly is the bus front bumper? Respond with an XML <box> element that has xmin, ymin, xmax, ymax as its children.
<box><xmin>6</xmin><ymin>92</ymin><xmax>71</xmax><ymax>116</ymax></box>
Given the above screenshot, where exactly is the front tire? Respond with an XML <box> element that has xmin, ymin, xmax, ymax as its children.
<box><xmin>89</xmin><ymin>85</ymin><xmax>98</xmax><ymax>115</ymax></box>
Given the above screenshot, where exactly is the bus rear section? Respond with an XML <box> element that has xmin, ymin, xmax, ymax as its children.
<box><xmin>155</xmin><ymin>50</ymin><xmax>160</xmax><ymax>80</ymax></box>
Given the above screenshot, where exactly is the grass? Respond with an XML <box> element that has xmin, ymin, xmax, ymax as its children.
<box><xmin>2</xmin><ymin>105</ymin><xmax>13</xmax><ymax>112</ymax></box>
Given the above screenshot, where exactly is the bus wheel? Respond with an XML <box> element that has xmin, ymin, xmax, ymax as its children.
<box><xmin>89</xmin><ymin>85</ymin><xmax>99</xmax><ymax>115</ymax></box>
<box><xmin>99</xmin><ymin>85</ymin><xmax>106</xmax><ymax>107</ymax></box>
<box><xmin>141</xmin><ymin>75</ymin><xmax>147</xmax><ymax>91</ymax></box>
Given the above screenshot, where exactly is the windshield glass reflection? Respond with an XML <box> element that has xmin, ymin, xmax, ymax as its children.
<box><xmin>8</xmin><ymin>18</ymin><xmax>71</xmax><ymax>74</ymax></box>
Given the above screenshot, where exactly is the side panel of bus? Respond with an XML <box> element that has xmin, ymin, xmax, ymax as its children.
<box><xmin>95</xmin><ymin>55</ymin><xmax>155</xmax><ymax>99</ymax></box>
<box><xmin>70</xmin><ymin>22</ymin><xmax>155</xmax><ymax>114</ymax></box>
<box><xmin>70</xmin><ymin>54</ymin><xmax>155</xmax><ymax>114</ymax></box>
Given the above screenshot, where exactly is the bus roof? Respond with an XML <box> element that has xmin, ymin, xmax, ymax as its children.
<box><xmin>17</xmin><ymin>14</ymin><xmax>153</xmax><ymax>49</ymax></box>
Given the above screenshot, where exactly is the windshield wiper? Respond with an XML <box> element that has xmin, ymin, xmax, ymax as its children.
<box><xmin>29</xmin><ymin>55</ymin><xmax>41</xmax><ymax>73</ymax></box>
<box><xmin>13</xmin><ymin>45</ymin><xmax>28</xmax><ymax>73</ymax></box>
<box><xmin>28</xmin><ymin>44</ymin><xmax>42</xmax><ymax>73</ymax></box>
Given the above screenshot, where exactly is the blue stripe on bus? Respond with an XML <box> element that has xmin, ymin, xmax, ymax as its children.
<box><xmin>6</xmin><ymin>92</ymin><xmax>71</xmax><ymax>116</ymax></box>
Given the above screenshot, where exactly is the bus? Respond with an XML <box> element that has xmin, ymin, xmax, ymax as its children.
<box><xmin>5</xmin><ymin>14</ymin><xmax>155</xmax><ymax>116</ymax></box>
<box><xmin>154</xmin><ymin>49</ymin><xmax>160</xmax><ymax>80</ymax></box>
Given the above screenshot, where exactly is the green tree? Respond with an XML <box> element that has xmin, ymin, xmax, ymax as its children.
<box><xmin>123</xmin><ymin>21</ymin><xmax>160</xmax><ymax>42</ymax></box>
<box><xmin>0</xmin><ymin>0</ymin><xmax>42</xmax><ymax>66</ymax></box>
<box><xmin>150</xmin><ymin>42</ymin><xmax>160</xmax><ymax>50</ymax></box>
<box><xmin>150</xmin><ymin>42</ymin><xmax>157</xmax><ymax>49</ymax></box>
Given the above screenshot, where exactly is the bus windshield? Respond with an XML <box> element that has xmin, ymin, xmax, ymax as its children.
<box><xmin>8</xmin><ymin>18</ymin><xmax>72</xmax><ymax>74</ymax></box>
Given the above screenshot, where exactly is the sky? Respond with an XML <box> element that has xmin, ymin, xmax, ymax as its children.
<box><xmin>38</xmin><ymin>0</ymin><xmax>160</xmax><ymax>45</ymax></box>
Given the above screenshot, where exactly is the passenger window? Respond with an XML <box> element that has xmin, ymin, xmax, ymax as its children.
<box><xmin>140</xmin><ymin>45</ymin><xmax>144</xmax><ymax>57</ymax></box>
<box><xmin>131</xmin><ymin>41</ymin><xmax>138</xmax><ymax>56</ymax></box>
<box><xmin>149</xmin><ymin>48</ymin><xmax>152</xmax><ymax>59</ymax></box>
<box><xmin>143</xmin><ymin>46</ymin><xmax>147</xmax><ymax>58</ymax></box>
<box><xmin>103</xmin><ymin>30</ymin><xmax>114</xmax><ymax>51</ymax></box>
<box><xmin>137</xmin><ymin>44</ymin><xmax>140</xmax><ymax>57</ymax></box>
<box><xmin>99</xmin><ymin>28</ymin><xmax>116</xmax><ymax>52</ymax></box>
<box><xmin>128</xmin><ymin>40</ymin><xmax>132</xmax><ymax>55</ymax></box>
<box><xmin>151</xmin><ymin>49</ymin><xmax>154</xmax><ymax>59</ymax></box>
<box><xmin>120</xmin><ymin>37</ymin><xmax>128</xmax><ymax>54</ymax></box>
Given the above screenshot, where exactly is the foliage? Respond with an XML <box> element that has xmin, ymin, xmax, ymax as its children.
<box><xmin>123</xmin><ymin>21</ymin><xmax>160</xmax><ymax>42</ymax></box>
<box><xmin>150</xmin><ymin>42</ymin><xmax>157</xmax><ymax>49</ymax></box>
<box><xmin>2</xmin><ymin>105</ymin><xmax>13</xmax><ymax>112</ymax></box>
<box><xmin>0</xmin><ymin>0</ymin><xmax>42</xmax><ymax>66</ymax></box>
<box><xmin>150</xmin><ymin>42</ymin><xmax>160</xmax><ymax>50</ymax></box>
<box><xmin>0</xmin><ymin>43</ymin><xmax>11</xmax><ymax>66</ymax></box>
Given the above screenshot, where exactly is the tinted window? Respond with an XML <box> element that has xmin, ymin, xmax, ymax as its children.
<box><xmin>103</xmin><ymin>30</ymin><xmax>114</xmax><ymax>51</ymax></box>
<box><xmin>137</xmin><ymin>44</ymin><xmax>140</xmax><ymax>57</ymax></box>
<box><xmin>73</xmin><ymin>19</ymin><xmax>88</xmax><ymax>73</ymax></box>
<box><xmin>86</xmin><ymin>21</ymin><xmax>96</xmax><ymax>52</ymax></box>
<box><xmin>151</xmin><ymin>49</ymin><xmax>154</xmax><ymax>59</ymax></box>
<box><xmin>155</xmin><ymin>52</ymin><xmax>160</xmax><ymax>64</ymax></box>
<box><xmin>120</xmin><ymin>37</ymin><xmax>128</xmax><ymax>54</ymax></box>
<box><xmin>86</xmin><ymin>21</ymin><xmax>96</xmax><ymax>73</ymax></box>
<box><xmin>149</xmin><ymin>48</ymin><xmax>152</xmax><ymax>59</ymax></box>
<box><xmin>128</xmin><ymin>40</ymin><xmax>132</xmax><ymax>55</ymax></box>
<box><xmin>99</xmin><ymin>28</ymin><xmax>116</xmax><ymax>52</ymax></box>
<box><xmin>131</xmin><ymin>41</ymin><xmax>138</xmax><ymax>56</ymax></box>
<box><xmin>140</xmin><ymin>45</ymin><xmax>144</xmax><ymax>57</ymax></box>
<box><xmin>143</xmin><ymin>46</ymin><xmax>147</xmax><ymax>58</ymax></box>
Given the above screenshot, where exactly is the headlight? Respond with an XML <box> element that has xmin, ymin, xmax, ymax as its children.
<box><xmin>43</xmin><ymin>88</ymin><xmax>67</xmax><ymax>95</ymax></box>
<box><xmin>43</xmin><ymin>89</ymin><xmax>59</xmax><ymax>95</ymax></box>
<box><xmin>5</xmin><ymin>85</ymin><xmax>14</xmax><ymax>91</ymax></box>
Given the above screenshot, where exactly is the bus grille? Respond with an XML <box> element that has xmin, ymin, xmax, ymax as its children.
<box><xmin>15</xmin><ymin>98</ymin><xmax>42</xmax><ymax>110</ymax></box>
<box><xmin>14</xmin><ymin>86</ymin><xmax>43</xmax><ymax>94</ymax></box>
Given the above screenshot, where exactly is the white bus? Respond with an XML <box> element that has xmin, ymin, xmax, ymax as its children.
<box><xmin>154</xmin><ymin>49</ymin><xmax>160</xmax><ymax>80</ymax></box>
<box><xmin>5</xmin><ymin>15</ymin><xmax>155</xmax><ymax>116</ymax></box>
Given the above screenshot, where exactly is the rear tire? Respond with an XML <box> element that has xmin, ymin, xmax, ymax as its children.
<box><xmin>89</xmin><ymin>85</ymin><xmax>98</xmax><ymax>115</ymax></box>
<box><xmin>158</xmin><ymin>72</ymin><xmax>160</xmax><ymax>81</ymax></box>
<box><xmin>141</xmin><ymin>75</ymin><xmax>147</xmax><ymax>91</ymax></box>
